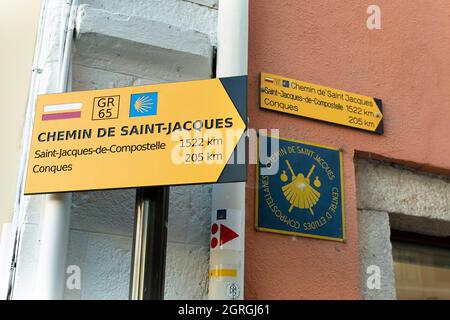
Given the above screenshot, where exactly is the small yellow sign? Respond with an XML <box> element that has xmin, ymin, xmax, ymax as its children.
<box><xmin>24</xmin><ymin>77</ymin><xmax>247</xmax><ymax>195</ymax></box>
<box><xmin>260</xmin><ymin>72</ymin><xmax>383</xmax><ymax>134</ymax></box>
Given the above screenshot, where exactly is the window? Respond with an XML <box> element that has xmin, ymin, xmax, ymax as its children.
<box><xmin>392</xmin><ymin>231</ymin><xmax>450</xmax><ymax>300</ymax></box>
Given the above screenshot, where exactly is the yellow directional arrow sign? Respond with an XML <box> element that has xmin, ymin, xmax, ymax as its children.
<box><xmin>260</xmin><ymin>72</ymin><xmax>384</xmax><ymax>134</ymax></box>
<box><xmin>24</xmin><ymin>76</ymin><xmax>247</xmax><ymax>195</ymax></box>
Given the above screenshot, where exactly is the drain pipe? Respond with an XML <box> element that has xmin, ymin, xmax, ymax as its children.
<box><xmin>34</xmin><ymin>0</ymin><xmax>77</xmax><ymax>300</ymax></box>
<box><xmin>0</xmin><ymin>224</ymin><xmax>13</xmax><ymax>298</ymax></box>
<box><xmin>4</xmin><ymin>0</ymin><xmax>50</xmax><ymax>300</ymax></box>
<box><xmin>209</xmin><ymin>0</ymin><xmax>248</xmax><ymax>300</ymax></box>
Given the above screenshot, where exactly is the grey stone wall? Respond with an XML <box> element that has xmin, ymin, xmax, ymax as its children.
<box><xmin>65</xmin><ymin>0</ymin><xmax>217</xmax><ymax>300</ymax></box>
<box><xmin>356</xmin><ymin>159</ymin><xmax>450</xmax><ymax>300</ymax></box>
<box><xmin>358</xmin><ymin>210</ymin><xmax>396</xmax><ymax>300</ymax></box>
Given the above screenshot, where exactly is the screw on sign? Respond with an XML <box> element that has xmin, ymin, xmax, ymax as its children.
<box><xmin>211</xmin><ymin>223</ymin><xmax>239</xmax><ymax>249</ymax></box>
<box><xmin>226</xmin><ymin>282</ymin><xmax>240</xmax><ymax>299</ymax></box>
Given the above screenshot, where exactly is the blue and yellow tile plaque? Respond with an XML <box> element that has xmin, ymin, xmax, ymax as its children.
<box><xmin>256</xmin><ymin>135</ymin><xmax>345</xmax><ymax>242</ymax></box>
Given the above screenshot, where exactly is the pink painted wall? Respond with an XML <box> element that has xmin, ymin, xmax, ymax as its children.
<box><xmin>245</xmin><ymin>0</ymin><xmax>450</xmax><ymax>299</ymax></box>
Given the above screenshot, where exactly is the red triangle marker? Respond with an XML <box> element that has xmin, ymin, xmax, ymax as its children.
<box><xmin>220</xmin><ymin>224</ymin><xmax>239</xmax><ymax>246</ymax></box>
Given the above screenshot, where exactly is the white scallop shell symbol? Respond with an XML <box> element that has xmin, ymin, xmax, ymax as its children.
<box><xmin>134</xmin><ymin>95</ymin><xmax>154</xmax><ymax>113</ymax></box>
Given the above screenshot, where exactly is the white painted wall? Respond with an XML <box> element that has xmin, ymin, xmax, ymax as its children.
<box><xmin>12</xmin><ymin>0</ymin><xmax>217</xmax><ymax>300</ymax></box>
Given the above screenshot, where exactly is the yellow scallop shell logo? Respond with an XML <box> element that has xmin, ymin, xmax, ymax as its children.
<box><xmin>280</xmin><ymin>160</ymin><xmax>321</xmax><ymax>216</ymax></box>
